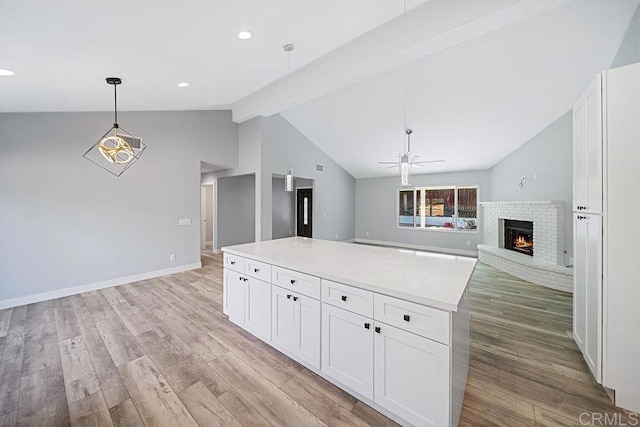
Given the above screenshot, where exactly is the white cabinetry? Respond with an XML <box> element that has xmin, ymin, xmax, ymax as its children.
<box><xmin>245</xmin><ymin>277</ymin><xmax>271</xmax><ymax>341</ymax></box>
<box><xmin>374</xmin><ymin>322</ymin><xmax>449</xmax><ymax>427</ymax></box>
<box><xmin>271</xmin><ymin>285</ymin><xmax>321</xmax><ymax>369</ymax></box>
<box><xmin>572</xmin><ymin>62</ymin><xmax>640</xmax><ymax>412</ymax></box>
<box><xmin>321</xmin><ymin>304</ymin><xmax>374</xmax><ymax>399</ymax></box>
<box><xmin>572</xmin><ymin>213</ymin><xmax>602</xmax><ymax>381</ymax></box>
<box><xmin>222</xmin><ymin>243</ymin><xmax>471</xmax><ymax>425</ymax></box>
<box><xmin>223</xmin><ymin>253</ymin><xmax>271</xmax><ymax>339</ymax></box>
<box><xmin>573</xmin><ymin>77</ymin><xmax>602</xmax><ymax>214</ymax></box>
<box><xmin>224</xmin><ymin>268</ymin><xmax>246</xmax><ymax>326</ymax></box>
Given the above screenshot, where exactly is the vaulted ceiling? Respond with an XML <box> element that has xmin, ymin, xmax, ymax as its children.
<box><xmin>2</xmin><ymin>0</ymin><xmax>638</xmax><ymax>178</ymax></box>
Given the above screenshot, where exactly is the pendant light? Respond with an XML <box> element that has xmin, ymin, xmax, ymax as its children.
<box><xmin>400</xmin><ymin>130</ymin><xmax>412</xmax><ymax>186</ymax></box>
<box><xmin>284</xmin><ymin>44</ymin><xmax>295</xmax><ymax>192</ymax></box>
<box><xmin>83</xmin><ymin>77</ymin><xmax>146</xmax><ymax>176</ymax></box>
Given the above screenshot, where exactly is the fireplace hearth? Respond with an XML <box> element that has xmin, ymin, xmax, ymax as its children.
<box><xmin>504</xmin><ymin>219</ymin><xmax>533</xmax><ymax>256</ymax></box>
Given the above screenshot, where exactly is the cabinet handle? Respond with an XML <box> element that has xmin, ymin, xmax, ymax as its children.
<box><xmin>238</xmin><ymin>276</ymin><xmax>242</xmax><ymax>281</ymax></box>
<box><xmin>403</xmin><ymin>314</ymin><xmax>410</xmax><ymax>322</ymax></box>
<box><xmin>375</xmin><ymin>326</ymin><xmax>381</xmax><ymax>333</ymax></box>
<box><xmin>341</xmin><ymin>295</ymin><xmax>347</xmax><ymax>302</ymax></box>
<box><xmin>364</xmin><ymin>322</ymin><xmax>370</xmax><ymax>329</ymax></box>
<box><xmin>290</xmin><ymin>279</ymin><xmax>296</xmax><ymax>285</ymax></box>
<box><xmin>293</xmin><ymin>296</ymin><xmax>298</xmax><ymax>302</ymax></box>
<box><xmin>287</xmin><ymin>294</ymin><xmax>292</xmax><ymax>299</ymax></box>
<box><xmin>254</xmin><ymin>268</ymin><xmax>259</xmax><ymax>273</ymax></box>
<box><xmin>230</xmin><ymin>261</ymin><xmax>236</xmax><ymax>265</ymax></box>
<box><xmin>243</xmin><ymin>277</ymin><xmax>248</xmax><ymax>282</ymax></box>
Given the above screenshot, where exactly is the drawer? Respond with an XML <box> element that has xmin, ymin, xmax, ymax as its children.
<box><xmin>224</xmin><ymin>252</ymin><xmax>245</xmax><ymax>273</ymax></box>
<box><xmin>374</xmin><ymin>294</ymin><xmax>450</xmax><ymax>345</ymax></box>
<box><xmin>272</xmin><ymin>266</ymin><xmax>321</xmax><ymax>300</ymax></box>
<box><xmin>245</xmin><ymin>258</ymin><xmax>272</xmax><ymax>283</ymax></box>
<box><xmin>321</xmin><ymin>280</ymin><xmax>373</xmax><ymax>317</ymax></box>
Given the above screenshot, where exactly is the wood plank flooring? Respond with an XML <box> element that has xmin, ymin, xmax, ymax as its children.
<box><xmin>0</xmin><ymin>251</ymin><xmax>636</xmax><ymax>426</ymax></box>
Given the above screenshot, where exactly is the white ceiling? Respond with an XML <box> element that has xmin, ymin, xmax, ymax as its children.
<box><xmin>0</xmin><ymin>0</ymin><xmax>425</xmax><ymax>112</ymax></box>
<box><xmin>280</xmin><ymin>0</ymin><xmax>640</xmax><ymax>178</ymax></box>
<box><xmin>1</xmin><ymin>0</ymin><xmax>638</xmax><ymax>179</ymax></box>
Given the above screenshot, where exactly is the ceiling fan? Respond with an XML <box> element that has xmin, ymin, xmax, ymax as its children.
<box><xmin>378</xmin><ymin>129</ymin><xmax>444</xmax><ymax>185</ymax></box>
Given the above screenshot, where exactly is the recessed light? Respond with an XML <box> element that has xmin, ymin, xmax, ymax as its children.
<box><xmin>237</xmin><ymin>31</ymin><xmax>252</xmax><ymax>40</ymax></box>
<box><xmin>178</xmin><ymin>82</ymin><xmax>189</xmax><ymax>88</ymax></box>
<box><xmin>0</xmin><ymin>69</ymin><xmax>15</xmax><ymax>77</ymax></box>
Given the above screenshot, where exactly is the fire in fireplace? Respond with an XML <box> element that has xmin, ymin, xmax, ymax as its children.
<box><xmin>504</xmin><ymin>219</ymin><xmax>533</xmax><ymax>256</ymax></box>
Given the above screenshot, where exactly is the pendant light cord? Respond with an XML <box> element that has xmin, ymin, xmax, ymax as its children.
<box><xmin>113</xmin><ymin>82</ymin><xmax>118</xmax><ymax>127</ymax></box>
<box><xmin>403</xmin><ymin>0</ymin><xmax>408</xmax><ymax>153</ymax></box>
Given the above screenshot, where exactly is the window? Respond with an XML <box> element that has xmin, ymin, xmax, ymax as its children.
<box><xmin>397</xmin><ymin>186</ymin><xmax>478</xmax><ymax>231</ymax></box>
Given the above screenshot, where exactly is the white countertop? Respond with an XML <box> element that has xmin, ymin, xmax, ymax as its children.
<box><xmin>222</xmin><ymin>237</ymin><xmax>477</xmax><ymax>312</ymax></box>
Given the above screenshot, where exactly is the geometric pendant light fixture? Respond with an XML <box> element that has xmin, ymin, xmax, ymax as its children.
<box><xmin>83</xmin><ymin>77</ymin><xmax>146</xmax><ymax>176</ymax></box>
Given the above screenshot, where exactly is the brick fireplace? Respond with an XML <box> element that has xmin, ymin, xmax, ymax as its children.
<box><xmin>477</xmin><ymin>201</ymin><xmax>573</xmax><ymax>292</ymax></box>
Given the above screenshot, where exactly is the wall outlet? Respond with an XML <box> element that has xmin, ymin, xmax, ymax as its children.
<box><xmin>366</xmin><ymin>231</ymin><xmax>369</xmax><ymax>237</ymax></box>
<box><xmin>570</xmin><ymin>257</ymin><xmax>574</xmax><ymax>265</ymax></box>
<box><xmin>466</xmin><ymin>240</ymin><xmax>471</xmax><ymax>246</ymax></box>
<box><xmin>169</xmin><ymin>254</ymin><xmax>176</xmax><ymax>261</ymax></box>
<box><xmin>289</xmin><ymin>230</ymin><xmax>292</xmax><ymax>235</ymax></box>
<box><xmin>178</xmin><ymin>218</ymin><xmax>191</xmax><ymax>226</ymax></box>
<box><xmin>335</xmin><ymin>234</ymin><xmax>339</xmax><ymax>240</ymax></box>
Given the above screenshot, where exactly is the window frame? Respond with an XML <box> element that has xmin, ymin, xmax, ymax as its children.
<box><xmin>396</xmin><ymin>185</ymin><xmax>479</xmax><ymax>233</ymax></box>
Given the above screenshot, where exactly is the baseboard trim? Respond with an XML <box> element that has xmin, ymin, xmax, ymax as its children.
<box><xmin>354</xmin><ymin>238</ymin><xmax>478</xmax><ymax>257</ymax></box>
<box><xmin>0</xmin><ymin>262</ymin><xmax>202</xmax><ymax>310</ymax></box>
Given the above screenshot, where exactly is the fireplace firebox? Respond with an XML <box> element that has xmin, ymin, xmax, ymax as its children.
<box><xmin>504</xmin><ymin>219</ymin><xmax>533</xmax><ymax>256</ymax></box>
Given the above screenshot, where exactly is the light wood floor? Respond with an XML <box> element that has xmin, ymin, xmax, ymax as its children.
<box><xmin>0</xmin><ymin>252</ymin><xmax>636</xmax><ymax>426</ymax></box>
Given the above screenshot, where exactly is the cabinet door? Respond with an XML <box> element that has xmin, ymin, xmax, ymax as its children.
<box><xmin>226</xmin><ymin>269</ymin><xmax>245</xmax><ymax>326</ymax></box>
<box><xmin>272</xmin><ymin>285</ymin><xmax>294</xmax><ymax>353</ymax></box>
<box><xmin>321</xmin><ymin>304</ymin><xmax>374</xmax><ymax>400</ymax></box>
<box><xmin>573</xmin><ymin>213</ymin><xmax>602</xmax><ymax>382</ymax></box>
<box><xmin>245</xmin><ymin>278</ymin><xmax>271</xmax><ymax>341</ymax></box>
<box><xmin>293</xmin><ymin>295</ymin><xmax>321</xmax><ymax>369</ymax></box>
<box><xmin>573</xmin><ymin>76</ymin><xmax>603</xmax><ymax>213</ymax></box>
<box><xmin>374</xmin><ymin>323</ymin><xmax>450</xmax><ymax>427</ymax></box>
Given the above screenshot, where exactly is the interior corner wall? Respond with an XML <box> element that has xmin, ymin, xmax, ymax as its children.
<box><xmin>611</xmin><ymin>3</ymin><xmax>640</xmax><ymax>68</ymax></box>
<box><xmin>0</xmin><ymin>110</ymin><xmax>238</xmax><ymax>306</ymax></box>
<box><xmin>488</xmin><ymin>111</ymin><xmax>573</xmax><ymax>265</ymax></box>
<box><xmin>216</xmin><ymin>174</ymin><xmax>256</xmax><ymax>248</ymax></box>
<box><xmin>271</xmin><ymin>177</ymin><xmax>295</xmax><ymax>239</ymax></box>
<box><xmin>205</xmin><ymin>116</ymin><xmax>263</xmax><ymax>243</ymax></box>
<box><xmin>259</xmin><ymin>114</ymin><xmax>355</xmax><ymax>242</ymax></box>
<box><xmin>355</xmin><ymin>171</ymin><xmax>489</xmax><ymax>254</ymax></box>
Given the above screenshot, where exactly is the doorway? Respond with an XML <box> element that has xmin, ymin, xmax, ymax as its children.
<box><xmin>296</xmin><ymin>188</ymin><xmax>313</xmax><ymax>238</ymax></box>
<box><xmin>201</xmin><ymin>183</ymin><xmax>215</xmax><ymax>251</ymax></box>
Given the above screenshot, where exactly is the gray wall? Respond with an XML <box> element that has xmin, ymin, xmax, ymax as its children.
<box><xmin>0</xmin><ymin>111</ymin><xmax>238</xmax><ymax>304</ymax></box>
<box><xmin>216</xmin><ymin>174</ymin><xmax>256</xmax><ymax>248</ymax></box>
<box><xmin>611</xmin><ymin>3</ymin><xmax>640</xmax><ymax>68</ymax></box>
<box><xmin>205</xmin><ymin>185</ymin><xmax>214</xmax><ymax>241</ymax></box>
<box><xmin>488</xmin><ymin>111</ymin><xmax>573</xmax><ymax>264</ymax></box>
<box><xmin>271</xmin><ymin>177</ymin><xmax>295</xmax><ymax>239</ymax></box>
<box><xmin>260</xmin><ymin>114</ymin><xmax>356</xmax><ymax>241</ymax></box>
<box><xmin>356</xmin><ymin>171</ymin><xmax>490</xmax><ymax>254</ymax></box>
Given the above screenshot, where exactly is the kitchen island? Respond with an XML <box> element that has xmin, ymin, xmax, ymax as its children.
<box><xmin>222</xmin><ymin>237</ymin><xmax>477</xmax><ymax>427</ymax></box>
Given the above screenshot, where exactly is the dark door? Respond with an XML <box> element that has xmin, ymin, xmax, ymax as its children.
<box><xmin>296</xmin><ymin>188</ymin><xmax>313</xmax><ymax>238</ymax></box>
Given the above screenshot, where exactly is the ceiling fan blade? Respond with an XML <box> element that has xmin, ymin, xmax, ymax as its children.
<box><xmin>385</xmin><ymin>165</ymin><xmax>399</xmax><ymax>169</ymax></box>
<box><xmin>412</xmin><ymin>160</ymin><xmax>445</xmax><ymax>164</ymax></box>
<box><xmin>378</xmin><ymin>161</ymin><xmax>399</xmax><ymax>165</ymax></box>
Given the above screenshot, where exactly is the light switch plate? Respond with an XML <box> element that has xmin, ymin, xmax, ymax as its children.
<box><xmin>178</xmin><ymin>218</ymin><xmax>191</xmax><ymax>226</ymax></box>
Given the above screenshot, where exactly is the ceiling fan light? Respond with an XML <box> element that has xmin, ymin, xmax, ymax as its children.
<box><xmin>400</xmin><ymin>159</ymin><xmax>410</xmax><ymax>186</ymax></box>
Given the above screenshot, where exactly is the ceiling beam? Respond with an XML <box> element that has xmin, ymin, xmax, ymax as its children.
<box><xmin>231</xmin><ymin>0</ymin><xmax>578</xmax><ymax>123</ymax></box>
